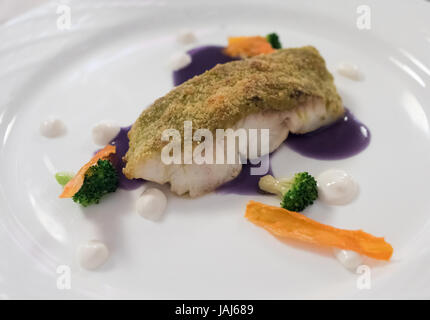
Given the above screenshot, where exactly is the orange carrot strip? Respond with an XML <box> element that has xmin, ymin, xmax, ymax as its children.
<box><xmin>245</xmin><ymin>201</ymin><xmax>393</xmax><ymax>261</ymax></box>
<box><xmin>59</xmin><ymin>145</ymin><xmax>116</xmax><ymax>198</ymax></box>
<box><xmin>224</xmin><ymin>36</ymin><xmax>275</xmax><ymax>58</ymax></box>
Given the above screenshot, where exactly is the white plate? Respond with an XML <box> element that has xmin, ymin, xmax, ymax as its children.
<box><xmin>1</xmin><ymin>0</ymin><xmax>430</xmax><ymax>299</ymax></box>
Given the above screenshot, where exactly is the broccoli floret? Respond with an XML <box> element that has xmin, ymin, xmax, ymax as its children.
<box><xmin>266</xmin><ymin>33</ymin><xmax>282</xmax><ymax>49</ymax></box>
<box><xmin>72</xmin><ymin>159</ymin><xmax>119</xmax><ymax>207</ymax></box>
<box><xmin>259</xmin><ymin>172</ymin><xmax>318</xmax><ymax>212</ymax></box>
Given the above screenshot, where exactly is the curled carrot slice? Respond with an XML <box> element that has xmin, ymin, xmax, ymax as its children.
<box><xmin>59</xmin><ymin>145</ymin><xmax>116</xmax><ymax>198</ymax></box>
<box><xmin>224</xmin><ymin>36</ymin><xmax>275</xmax><ymax>58</ymax></box>
<box><xmin>245</xmin><ymin>201</ymin><xmax>393</xmax><ymax>261</ymax></box>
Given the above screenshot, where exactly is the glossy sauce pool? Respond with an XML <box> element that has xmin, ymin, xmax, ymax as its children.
<box><xmin>285</xmin><ymin>109</ymin><xmax>370</xmax><ymax>160</ymax></box>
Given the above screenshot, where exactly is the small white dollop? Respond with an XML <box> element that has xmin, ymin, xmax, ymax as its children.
<box><xmin>136</xmin><ymin>188</ymin><xmax>167</xmax><ymax>221</ymax></box>
<box><xmin>168</xmin><ymin>52</ymin><xmax>192</xmax><ymax>71</ymax></box>
<box><xmin>77</xmin><ymin>240</ymin><xmax>109</xmax><ymax>270</ymax></box>
<box><xmin>176</xmin><ymin>29</ymin><xmax>197</xmax><ymax>45</ymax></box>
<box><xmin>92</xmin><ymin>121</ymin><xmax>120</xmax><ymax>146</ymax></box>
<box><xmin>336</xmin><ymin>62</ymin><xmax>363</xmax><ymax>81</ymax></box>
<box><xmin>40</xmin><ymin>117</ymin><xmax>66</xmax><ymax>138</ymax></box>
<box><xmin>317</xmin><ymin>169</ymin><xmax>358</xmax><ymax>205</ymax></box>
<box><xmin>333</xmin><ymin>248</ymin><xmax>363</xmax><ymax>271</ymax></box>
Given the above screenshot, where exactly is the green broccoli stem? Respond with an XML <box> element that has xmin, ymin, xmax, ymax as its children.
<box><xmin>258</xmin><ymin>175</ymin><xmax>292</xmax><ymax>197</ymax></box>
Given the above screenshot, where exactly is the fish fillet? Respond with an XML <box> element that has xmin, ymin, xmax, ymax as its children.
<box><xmin>124</xmin><ymin>46</ymin><xmax>344</xmax><ymax>197</ymax></box>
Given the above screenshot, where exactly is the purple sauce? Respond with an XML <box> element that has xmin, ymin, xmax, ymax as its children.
<box><xmin>216</xmin><ymin>159</ymin><xmax>274</xmax><ymax>195</ymax></box>
<box><xmin>173</xmin><ymin>45</ymin><xmax>238</xmax><ymax>86</ymax></box>
<box><xmin>109</xmin><ymin>126</ymin><xmax>144</xmax><ymax>190</ymax></box>
<box><xmin>285</xmin><ymin>109</ymin><xmax>371</xmax><ymax>160</ymax></box>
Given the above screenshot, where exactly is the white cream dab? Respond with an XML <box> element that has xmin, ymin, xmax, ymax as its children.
<box><xmin>336</xmin><ymin>62</ymin><xmax>363</xmax><ymax>81</ymax></box>
<box><xmin>40</xmin><ymin>117</ymin><xmax>66</xmax><ymax>138</ymax></box>
<box><xmin>333</xmin><ymin>248</ymin><xmax>363</xmax><ymax>271</ymax></box>
<box><xmin>317</xmin><ymin>169</ymin><xmax>358</xmax><ymax>205</ymax></box>
<box><xmin>168</xmin><ymin>52</ymin><xmax>192</xmax><ymax>71</ymax></box>
<box><xmin>136</xmin><ymin>188</ymin><xmax>167</xmax><ymax>221</ymax></box>
<box><xmin>176</xmin><ymin>29</ymin><xmax>197</xmax><ymax>45</ymax></box>
<box><xmin>92</xmin><ymin>121</ymin><xmax>120</xmax><ymax>146</ymax></box>
<box><xmin>77</xmin><ymin>240</ymin><xmax>109</xmax><ymax>270</ymax></box>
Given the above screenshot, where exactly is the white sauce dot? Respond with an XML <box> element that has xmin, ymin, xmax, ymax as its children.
<box><xmin>136</xmin><ymin>188</ymin><xmax>167</xmax><ymax>221</ymax></box>
<box><xmin>168</xmin><ymin>52</ymin><xmax>192</xmax><ymax>71</ymax></box>
<box><xmin>92</xmin><ymin>121</ymin><xmax>120</xmax><ymax>146</ymax></box>
<box><xmin>40</xmin><ymin>117</ymin><xmax>66</xmax><ymax>138</ymax></box>
<box><xmin>333</xmin><ymin>248</ymin><xmax>363</xmax><ymax>271</ymax></box>
<box><xmin>77</xmin><ymin>240</ymin><xmax>109</xmax><ymax>270</ymax></box>
<box><xmin>317</xmin><ymin>169</ymin><xmax>358</xmax><ymax>205</ymax></box>
<box><xmin>176</xmin><ymin>29</ymin><xmax>197</xmax><ymax>45</ymax></box>
<box><xmin>336</xmin><ymin>62</ymin><xmax>363</xmax><ymax>81</ymax></box>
